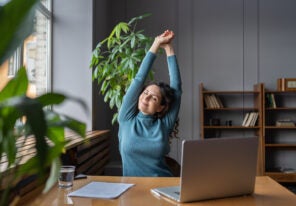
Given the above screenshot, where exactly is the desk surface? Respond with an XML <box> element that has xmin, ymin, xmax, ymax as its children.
<box><xmin>28</xmin><ymin>176</ymin><xmax>296</xmax><ymax>206</ymax></box>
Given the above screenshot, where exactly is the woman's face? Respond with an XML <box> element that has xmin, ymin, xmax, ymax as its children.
<box><xmin>138</xmin><ymin>85</ymin><xmax>165</xmax><ymax>115</ymax></box>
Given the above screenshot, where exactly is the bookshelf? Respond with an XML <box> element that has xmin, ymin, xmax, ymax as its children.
<box><xmin>199</xmin><ymin>83</ymin><xmax>263</xmax><ymax>137</ymax></box>
<box><xmin>263</xmin><ymin>90</ymin><xmax>296</xmax><ymax>183</ymax></box>
<box><xmin>200</xmin><ymin>83</ymin><xmax>296</xmax><ymax>182</ymax></box>
<box><xmin>199</xmin><ymin>83</ymin><xmax>263</xmax><ymax>175</ymax></box>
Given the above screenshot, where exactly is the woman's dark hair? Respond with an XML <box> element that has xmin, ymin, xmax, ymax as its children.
<box><xmin>143</xmin><ymin>81</ymin><xmax>179</xmax><ymax>139</ymax></box>
<box><xmin>155</xmin><ymin>82</ymin><xmax>175</xmax><ymax>117</ymax></box>
<box><xmin>169</xmin><ymin>117</ymin><xmax>179</xmax><ymax>140</ymax></box>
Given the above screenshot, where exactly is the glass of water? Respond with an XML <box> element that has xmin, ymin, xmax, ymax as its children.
<box><xmin>58</xmin><ymin>165</ymin><xmax>75</xmax><ymax>188</ymax></box>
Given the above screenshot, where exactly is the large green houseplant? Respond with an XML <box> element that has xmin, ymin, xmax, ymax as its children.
<box><xmin>0</xmin><ymin>0</ymin><xmax>86</xmax><ymax>205</ymax></box>
<box><xmin>90</xmin><ymin>14</ymin><xmax>154</xmax><ymax>124</ymax></box>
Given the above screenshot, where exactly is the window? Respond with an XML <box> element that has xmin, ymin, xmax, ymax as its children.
<box><xmin>40</xmin><ymin>0</ymin><xmax>51</xmax><ymax>10</ymax></box>
<box><xmin>0</xmin><ymin>0</ymin><xmax>52</xmax><ymax>97</ymax></box>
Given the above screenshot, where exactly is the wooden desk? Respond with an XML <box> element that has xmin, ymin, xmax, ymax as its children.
<box><xmin>28</xmin><ymin>176</ymin><xmax>296</xmax><ymax>206</ymax></box>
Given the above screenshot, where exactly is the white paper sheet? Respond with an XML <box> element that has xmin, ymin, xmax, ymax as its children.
<box><xmin>68</xmin><ymin>181</ymin><xmax>134</xmax><ymax>199</ymax></box>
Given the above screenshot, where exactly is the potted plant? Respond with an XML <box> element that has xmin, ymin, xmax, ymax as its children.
<box><xmin>90</xmin><ymin>13</ymin><xmax>154</xmax><ymax>124</ymax></box>
<box><xmin>0</xmin><ymin>0</ymin><xmax>86</xmax><ymax>205</ymax></box>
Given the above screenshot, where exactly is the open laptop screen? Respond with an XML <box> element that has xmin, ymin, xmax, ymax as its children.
<box><xmin>152</xmin><ymin>137</ymin><xmax>258</xmax><ymax>203</ymax></box>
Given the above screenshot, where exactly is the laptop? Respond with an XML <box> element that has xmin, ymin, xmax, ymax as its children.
<box><xmin>151</xmin><ymin>136</ymin><xmax>258</xmax><ymax>203</ymax></box>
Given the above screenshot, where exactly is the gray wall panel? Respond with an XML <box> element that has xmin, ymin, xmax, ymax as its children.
<box><xmin>194</xmin><ymin>0</ymin><xmax>244</xmax><ymax>91</ymax></box>
<box><xmin>175</xmin><ymin>0</ymin><xmax>194</xmax><ymax>162</ymax></box>
<box><xmin>243</xmin><ymin>0</ymin><xmax>259</xmax><ymax>89</ymax></box>
<box><xmin>91</xmin><ymin>0</ymin><xmax>296</xmax><ymax>163</ymax></box>
<box><xmin>259</xmin><ymin>0</ymin><xmax>296</xmax><ymax>89</ymax></box>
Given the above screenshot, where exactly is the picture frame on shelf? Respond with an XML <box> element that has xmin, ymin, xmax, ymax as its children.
<box><xmin>277</xmin><ymin>78</ymin><xmax>296</xmax><ymax>91</ymax></box>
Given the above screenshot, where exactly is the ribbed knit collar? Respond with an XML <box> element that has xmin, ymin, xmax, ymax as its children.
<box><xmin>138</xmin><ymin>111</ymin><xmax>156</xmax><ymax>120</ymax></box>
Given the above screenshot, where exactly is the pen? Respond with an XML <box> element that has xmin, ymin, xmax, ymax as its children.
<box><xmin>74</xmin><ymin>174</ymin><xmax>87</xmax><ymax>180</ymax></box>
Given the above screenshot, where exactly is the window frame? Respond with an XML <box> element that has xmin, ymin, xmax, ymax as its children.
<box><xmin>1</xmin><ymin>1</ymin><xmax>53</xmax><ymax>95</ymax></box>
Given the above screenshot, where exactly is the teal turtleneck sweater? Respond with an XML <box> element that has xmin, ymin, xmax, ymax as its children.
<box><xmin>118</xmin><ymin>51</ymin><xmax>182</xmax><ymax>177</ymax></box>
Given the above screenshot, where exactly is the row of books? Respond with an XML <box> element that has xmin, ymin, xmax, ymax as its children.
<box><xmin>204</xmin><ymin>94</ymin><xmax>224</xmax><ymax>108</ymax></box>
<box><xmin>242</xmin><ymin>112</ymin><xmax>259</xmax><ymax>127</ymax></box>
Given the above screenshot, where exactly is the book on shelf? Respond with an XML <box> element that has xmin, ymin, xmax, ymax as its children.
<box><xmin>266</xmin><ymin>93</ymin><xmax>277</xmax><ymax>108</ymax></box>
<box><xmin>204</xmin><ymin>95</ymin><xmax>212</xmax><ymax>108</ymax></box>
<box><xmin>244</xmin><ymin>113</ymin><xmax>254</xmax><ymax>127</ymax></box>
<box><xmin>276</xmin><ymin>120</ymin><xmax>295</xmax><ymax>127</ymax></box>
<box><xmin>242</xmin><ymin>112</ymin><xmax>258</xmax><ymax>127</ymax></box>
<box><xmin>242</xmin><ymin>113</ymin><xmax>250</xmax><ymax>126</ymax></box>
<box><xmin>204</xmin><ymin>94</ymin><xmax>224</xmax><ymax>108</ymax></box>
<box><xmin>250</xmin><ymin>112</ymin><xmax>259</xmax><ymax>126</ymax></box>
<box><xmin>271</xmin><ymin>94</ymin><xmax>276</xmax><ymax>108</ymax></box>
<box><xmin>210</xmin><ymin>95</ymin><xmax>219</xmax><ymax>108</ymax></box>
<box><xmin>215</xmin><ymin>95</ymin><xmax>224</xmax><ymax>108</ymax></box>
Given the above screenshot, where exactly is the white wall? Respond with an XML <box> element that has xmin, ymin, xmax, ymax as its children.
<box><xmin>52</xmin><ymin>0</ymin><xmax>92</xmax><ymax>130</ymax></box>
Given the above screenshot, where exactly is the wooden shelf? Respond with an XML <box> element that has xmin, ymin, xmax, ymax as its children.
<box><xmin>265</xmin><ymin>126</ymin><xmax>296</xmax><ymax>129</ymax></box>
<box><xmin>200</xmin><ymin>83</ymin><xmax>296</xmax><ymax>182</ymax></box>
<box><xmin>266</xmin><ymin>107</ymin><xmax>296</xmax><ymax>110</ymax></box>
<box><xmin>200</xmin><ymin>83</ymin><xmax>262</xmax><ymax>137</ymax></box>
<box><xmin>265</xmin><ymin>172</ymin><xmax>296</xmax><ymax>183</ymax></box>
<box><xmin>263</xmin><ymin>89</ymin><xmax>296</xmax><ymax>183</ymax></box>
<box><xmin>203</xmin><ymin>90</ymin><xmax>259</xmax><ymax>94</ymax></box>
<box><xmin>204</xmin><ymin>126</ymin><xmax>260</xmax><ymax>129</ymax></box>
<box><xmin>266</xmin><ymin>90</ymin><xmax>296</xmax><ymax>94</ymax></box>
<box><xmin>265</xmin><ymin>144</ymin><xmax>296</xmax><ymax>148</ymax></box>
<box><xmin>205</xmin><ymin>107</ymin><xmax>258</xmax><ymax>111</ymax></box>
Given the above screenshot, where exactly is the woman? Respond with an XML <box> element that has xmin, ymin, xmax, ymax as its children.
<box><xmin>118</xmin><ymin>30</ymin><xmax>182</xmax><ymax>176</ymax></box>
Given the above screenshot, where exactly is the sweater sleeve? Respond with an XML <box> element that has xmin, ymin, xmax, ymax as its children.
<box><xmin>118</xmin><ymin>52</ymin><xmax>156</xmax><ymax>122</ymax></box>
<box><xmin>162</xmin><ymin>55</ymin><xmax>182</xmax><ymax>131</ymax></box>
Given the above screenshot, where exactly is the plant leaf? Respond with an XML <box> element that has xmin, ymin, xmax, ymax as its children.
<box><xmin>127</xmin><ymin>13</ymin><xmax>151</xmax><ymax>25</ymax></box>
<box><xmin>0</xmin><ymin>0</ymin><xmax>39</xmax><ymax>65</ymax></box>
<box><xmin>43</xmin><ymin>158</ymin><xmax>61</xmax><ymax>193</ymax></box>
<box><xmin>0</xmin><ymin>67</ymin><xmax>28</xmax><ymax>101</ymax></box>
<box><xmin>131</xmin><ymin>35</ymin><xmax>136</xmax><ymax>48</ymax></box>
<box><xmin>37</xmin><ymin>93</ymin><xmax>66</xmax><ymax>106</ymax></box>
<box><xmin>119</xmin><ymin>22</ymin><xmax>129</xmax><ymax>34</ymax></box>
